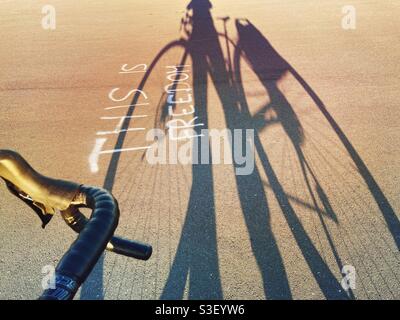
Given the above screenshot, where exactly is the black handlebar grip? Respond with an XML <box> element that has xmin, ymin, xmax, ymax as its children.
<box><xmin>109</xmin><ymin>236</ymin><xmax>152</xmax><ymax>260</ymax></box>
<box><xmin>61</xmin><ymin>205</ymin><xmax>152</xmax><ymax>261</ymax></box>
<box><xmin>40</xmin><ymin>185</ymin><xmax>119</xmax><ymax>300</ymax></box>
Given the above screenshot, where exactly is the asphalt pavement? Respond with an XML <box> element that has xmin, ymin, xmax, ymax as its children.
<box><xmin>0</xmin><ymin>0</ymin><xmax>399</xmax><ymax>299</ymax></box>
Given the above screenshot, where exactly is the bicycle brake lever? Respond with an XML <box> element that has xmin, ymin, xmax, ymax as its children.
<box><xmin>4</xmin><ymin>179</ymin><xmax>54</xmax><ymax>228</ymax></box>
<box><xmin>0</xmin><ymin>150</ymin><xmax>81</xmax><ymax>228</ymax></box>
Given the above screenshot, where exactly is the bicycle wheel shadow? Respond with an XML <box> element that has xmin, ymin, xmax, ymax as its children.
<box><xmin>234</xmin><ymin>19</ymin><xmax>350</xmax><ymax>299</ymax></box>
<box><xmin>232</xmin><ymin>18</ymin><xmax>399</xmax><ymax>298</ymax></box>
<box><xmin>234</xmin><ymin>18</ymin><xmax>400</xmax><ymax>251</ymax></box>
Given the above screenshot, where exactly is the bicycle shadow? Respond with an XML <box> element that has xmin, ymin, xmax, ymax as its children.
<box><xmin>163</xmin><ymin>0</ymin><xmax>399</xmax><ymax>299</ymax></box>
<box><xmin>82</xmin><ymin>0</ymin><xmax>399</xmax><ymax>300</ymax></box>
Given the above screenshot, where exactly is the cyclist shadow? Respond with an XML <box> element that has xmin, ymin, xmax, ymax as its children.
<box><xmin>161</xmin><ymin>0</ymin><xmax>291</xmax><ymax>299</ymax></box>
<box><xmin>162</xmin><ymin>0</ymin><xmax>291</xmax><ymax>300</ymax></box>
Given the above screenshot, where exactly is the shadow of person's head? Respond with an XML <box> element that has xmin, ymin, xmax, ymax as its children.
<box><xmin>187</xmin><ymin>0</ymin><xmax>212</xmax><ymax>11</ymax></box>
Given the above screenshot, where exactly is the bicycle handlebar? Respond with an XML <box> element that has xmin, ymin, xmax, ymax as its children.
<box><xmin>0</xmin><ymin>150</ymin><xmax>152</xmax><ymax>300</ymax></box>
<box><xmin>61</xmin><ymin>205</ymin><xmax>153</xmax><ymax>260</ymax></box>
<box><xmin>40</xmin><ymin>185</ymin><xmax>119</xmax><ymax>300</ymax></box>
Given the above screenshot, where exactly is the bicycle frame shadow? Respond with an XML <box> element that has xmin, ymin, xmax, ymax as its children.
<box><xmin>81</xmin><ymin>0</ymin><xmax>399</xmax><ymax>300</ymax></box>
